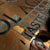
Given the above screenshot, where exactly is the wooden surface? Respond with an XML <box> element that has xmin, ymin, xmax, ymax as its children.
<box><xmin>0</xmin><ymin>0</ymin><xmax>50</xmax><ymax>50</ymax></box>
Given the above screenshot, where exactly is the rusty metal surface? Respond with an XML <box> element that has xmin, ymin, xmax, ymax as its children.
<box><xmin>0</xmin><ymin>0</ymin><xmax>50</xmax><ymax>50</ymax></box>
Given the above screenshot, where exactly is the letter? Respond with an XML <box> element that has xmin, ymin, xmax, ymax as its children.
<box><xmin>27</xmin><ymin>27</ymin><xmax>36</xmax><ymax>32</ymax></box>
<box><xmin>31</xmin><ymin>22</ymin><xmax>40</xmax><ymax>30</ymax></box>
<box><xmin>37</xmin><ymin>14</ymin><xmax>47</xmax><ymax>20</ymax></box>
<box><xmin>25</xmin><ymin>0</ymin><xmax>40</xmax><ymax>6</ymax></box>
<box><xmin>24</xmin><ymin>30</ymin><xmax>32</xmax><ymax>38</ymax></box>
<box><xmin>20</xmin><ymin>6</ymin><xmax>33</xmax><ymax>14</ymax></box>
<box><xmin>3</xmin><ymin>14</ymin><xmax>21</xmax><ymax>23</ymax></box>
